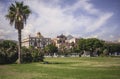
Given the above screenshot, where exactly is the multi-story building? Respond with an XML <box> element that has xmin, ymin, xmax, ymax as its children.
<box><xmin>53</xmin><ymin>34</ymin><xmax>67</xmax><ymax>48</ymax></box>
<box><xmin>53</xmin><ymin>34</ymin><xmax>79</xmax><ymax>49</ymax></box>
<box><xmin>22</xmin><ymin>32</ymin><xmax>52</xmax><ymax>48</ymax></box>
<box><xmin>66</xmin><ymin>35</ymin><xmax>79</xmax><ymax>48</ymax></box>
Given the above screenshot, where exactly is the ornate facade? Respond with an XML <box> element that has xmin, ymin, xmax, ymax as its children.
<box><xmin>53</xmin><ymin>34</ymin><xmax>79</xmax><ymax>49</ymax></box>
<box><xmin>22</xmin><ymin>32</ymin><xmax>52</xmax><ymax>48</ymax></box>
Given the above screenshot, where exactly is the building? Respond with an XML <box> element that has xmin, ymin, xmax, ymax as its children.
<box><xmin>53</xmin><ymin>34</ymin><xmax>79</xmax><ymax>49</ymax></box>
<box><xmin>66</xmin><ymin>35</ymin><xmax>80</xmax><ymax>49</ymax></box>
<box><xmin>22</xmin><ymin>32</ymin><xmax>52</xmax><ymax>48</ymax></box>
<box><xmin>53</xmin><ymin>34</ymin><xmax>67</xmax><ymax>48</ymax></box>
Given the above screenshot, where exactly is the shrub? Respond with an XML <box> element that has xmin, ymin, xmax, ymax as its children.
<box><xmin>21</xmin><ymin>46</ymin><xmax>32</xmax><ymax>63</ymax></box>
<box><xmin>0</xmin><ymin>40</ymin><xmax>18</xmax><ymax>64</ymax></box>
<box><xmin>21</xmin><ymin>46</ymin><xmax>44</xmax><ymax>63</ymax></box>
<box><xmin>31</xmin><ymin>49</ymin><xmax>44</xmax><ymax>62</ymax></box>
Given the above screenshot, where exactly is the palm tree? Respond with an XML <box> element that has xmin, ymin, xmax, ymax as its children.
<box><xmin>6</xmin><ymin>1</ymin><xmax>31</xmax><ymax>64</ymax></box>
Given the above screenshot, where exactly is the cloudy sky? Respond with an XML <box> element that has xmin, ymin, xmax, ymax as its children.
<box><xmin>0</xmin><ymin>0</ymin><xmax>120</xmax><ymax>41</ymax></box>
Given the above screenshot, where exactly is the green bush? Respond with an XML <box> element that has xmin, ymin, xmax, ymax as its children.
<box><xmin>0</xmin><ymin>40</ymin><xmax>18</xmax><ymax>64</ymax></box>
<box><xmin>21</xmin><ymin>52</ymin><xmax>33</xmax><ymax>63</ymax></box>
<box><xmin>0</xmin><ymin>40</ymin><xmax>44</xmax><ymax>64</ymax></box>
<box><xmin>21</xmin><ymin>46</ymin><xmax>44</xmax><ymax>63</ymax></box>
<box><xmin>30</xmin><ymin>48</ymin><xmax>44</xmax><ymax>62</ymax></box>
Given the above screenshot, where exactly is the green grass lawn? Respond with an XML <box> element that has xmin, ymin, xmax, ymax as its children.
<box><xmin>0</xmin><ymin>57</ymin><xmax>120</xmax><ymax>79</ymax></box>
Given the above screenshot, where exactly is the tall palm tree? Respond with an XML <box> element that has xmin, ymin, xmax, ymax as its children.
<box><xmin>6</xmin><ymin>1</ymin><xmax>31</xmax><ymax>64</ymax></box>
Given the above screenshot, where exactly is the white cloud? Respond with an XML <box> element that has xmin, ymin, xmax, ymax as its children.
<box><xmin>0</xmin><ymin>0</ymin><xmax>115</xmax><ymax>41</ymax></box>
<box><xmin>64</xmin><ymin>0</ymin><xmax>100</xmax><ymax>15</ymax></box>
<box><xmin>85</xmin><ymin>13</ymin><xmax>113</xmax><ymax>32</ymax></box>
<box><xmin>0</xmin><ymin>2</ymin><xmax>18</xmax><ymax>40</ymax></box>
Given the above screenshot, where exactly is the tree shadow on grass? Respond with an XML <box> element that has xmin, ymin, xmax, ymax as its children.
<box><xmin>43</xmin><ymin>61</ymin><xmax>66</xmax><ymax>64</ymax></box>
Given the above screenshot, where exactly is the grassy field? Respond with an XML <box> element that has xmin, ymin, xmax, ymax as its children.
<box><xmin>0</xmin><ymin>57</ymin><xmax>120</xmax><ymax>79</ymax></box>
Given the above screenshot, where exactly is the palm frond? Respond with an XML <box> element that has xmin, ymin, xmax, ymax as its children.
<box><xmin>6</xmin><ymin>1</ymin><xmax>31</xmax><ymax>28</ymax></box>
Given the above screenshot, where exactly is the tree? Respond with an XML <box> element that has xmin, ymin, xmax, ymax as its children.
<box><xmin>78</xmin><ymin>38</ymin><xmax>87</xmax><ymax>55</ymax></box>
<box><xmin>102</xmin><ymin>49</ymin><xmax>109</xmax><ymax>56</ymax></box>
<box><xmin>20</xmin><ymin>46</ymin><xmax>44</xmax><ymax>63</ymax></box>
<box><xmin>21</xmin><ymin>46</ymin><xmax>32</xmax><ymax>63</ymax></box>
<box><xmin>104</xmin><ymin>43</ymin><xmax>120</xmax><ymax>55</ymax></box>
<box><xmin>78</xmin><ymin>38</ymin><xmax>104</xmax><ymax>56</ymax></box>
<box><xmin>0</xmin><ymin>40</ymin><xmax>18</xmax><ymax>64</ymax></box>
<box><xmin>45</xmin><ymin>44</ymin><xmax>58</xmax><ymax>56</ymax></box>
<box><xmin>6</xmin><ymin>1</ymin><xmax>31</xmax><ymax>63</ymax></box>
<box><xmin>85</xmin><ymin>38</ymin><xmax>104</xmax><ymax>56</ymax></box>
<box><xmin>29</xmin><ymin>47</ymin><xmax>44</xmax><ymax>62</ymax></box>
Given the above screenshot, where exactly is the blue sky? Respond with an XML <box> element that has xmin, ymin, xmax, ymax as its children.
<box><xmin>0</xmin><ymin>0</ymin><xmax>120</xmax><ymax>41</ymax></box>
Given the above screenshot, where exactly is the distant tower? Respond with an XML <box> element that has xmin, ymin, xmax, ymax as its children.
<box><xmin>37</xmin><ymin>32</ymin><xmax>43</xmax><ymax>38</ymax></box>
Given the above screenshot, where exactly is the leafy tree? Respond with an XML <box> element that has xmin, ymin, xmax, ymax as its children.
<box><xmin>86</xmin><ymin>38</ymin><xmax>104</xmax><ymax>51</ymax></box>
<box><xmin>29</xmin><ymin>47</ymin><xmax>44</xmax><ymax>62</ymax></box>
<box><xmin>78</xmin><ymin>38</ymin><xmax>104</xmax><ymax>56</ymax></box>
<box><xmin>32</xmin><ymin>49</ymin><xmax>43</xmax><ymax>62</ymax></box>
<box><xmin>21</xmin><ymin>46</ymin><xmax>32</xmax><ymax>63</ymax></box>
<box><xmin>6</xmin><ymin>1</ymin><xmax>31</xmax><ymax>64</ymax></box>
<box><xmin>102</xmin><ymin>49</ymin><xmax>109</xmax><ymax>56</ymax></box>
<box><xmin>45</xmin><ymin>44</ymin><xmax>58</xmax><ymax>56</ymax></box>
<box><xmin>21</xmin><ymin>46</ymin><xmax>44</xmax><ymax>63</ymax></box>
<box><xmin>78</xmin><ymin>38</ymin><xmax>86</xmax><ymax>52</ymax></box>
<box><xmin>104</xmin><ymin>43</ymin><xmax>120</xmax><ymax>55</ymax></box>
<box><xmin>0</xmin><ymin>40</ymin><xmax>17</xmax><ymax>64</ymax></box>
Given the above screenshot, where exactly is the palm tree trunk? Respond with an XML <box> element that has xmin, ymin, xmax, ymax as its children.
<box><xmin>18</xmin><ymin>29</ymin><xmax>21</xmax><ymax>64</ymax></box>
